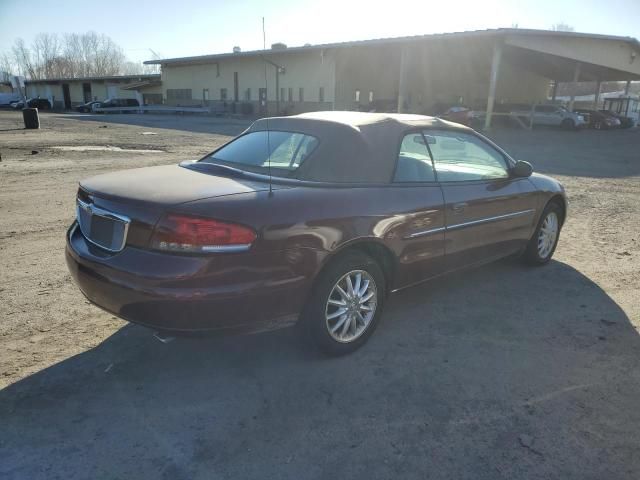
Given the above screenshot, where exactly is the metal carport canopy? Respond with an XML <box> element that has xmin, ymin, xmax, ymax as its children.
<box><xmin>502</xmin><ymin>30</ymin><xmax>640</xmax><ymax>82</ymax></box>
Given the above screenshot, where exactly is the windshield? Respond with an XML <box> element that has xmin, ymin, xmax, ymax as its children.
<box><xmin>200</xmin><ymin>130</ymin><xmax>319</xmax><ymax>176</ymax></box>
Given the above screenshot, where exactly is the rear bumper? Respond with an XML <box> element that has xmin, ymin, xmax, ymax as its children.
<box><xmin>65</xmin><ymin>222</ymin><xmax>324</xmax><ymax>333</ymax></box>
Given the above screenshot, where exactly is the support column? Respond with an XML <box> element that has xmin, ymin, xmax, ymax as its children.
<box><xmin>624</xmin><ymin>80</ymin><xmax>631</xmax><ymax>95</ymax></box>
<box><xmin>567</xmin><ymin>62</ymin><xmax>581</xmax><ymax>112</ymax></box>
<box><xmin>397</xmin><ymin>44</ymin><xmax>409</xmax><ymax>113</ymax></box>
<box><xmin>593</xmin><ymin>79</ymin><xmax>602</xmax><ymax>109</ymax></box>
<box><xmin>275</xmin><ymin>66</ymin><xmax>280</xmax><ymax>114</ymax></box>
<box><xmin>483</xmin><ymin>41</ymin><xmax>503</xmax><ymax>130</ymax></box>
<box><xmin>550</xmin><ymin>80</ymin><xmax>558</xmax><ymax>102</ymax></box>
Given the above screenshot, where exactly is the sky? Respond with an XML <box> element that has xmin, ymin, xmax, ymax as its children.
<box><xmin>1</xmin><ymin>0</ymin><xmax>639</xmax><ymax>64</ymax></box>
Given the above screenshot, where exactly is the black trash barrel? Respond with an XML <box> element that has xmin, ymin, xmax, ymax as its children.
<box><xmin>23</xmin><ymin>108</ymin><xmax>40</xmax><ymax>129</ymax></box>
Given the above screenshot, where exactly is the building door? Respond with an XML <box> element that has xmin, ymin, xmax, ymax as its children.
<box><xmin>82</xmin><ymin>83</ymin><xmax>92</xmax><ymax>103</ymax></box>
<box><xmin>233</xmin><ymin>72</ymin><xmax>239</xmax><ymax>102</ymax></box>
<box><xmin>62</xmin><ymin>84</ymin><xmax>71</xmax><ymax>110</ymax></box>
<box><xmin>259</xmin><ymin>88</ymin><xmax>267</xmax><ymax>116</ymax></box>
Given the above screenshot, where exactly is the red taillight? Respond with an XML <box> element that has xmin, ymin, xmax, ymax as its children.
<box><xmin>151</xmin><ymin>214</ymin><xmax>256</xmax><ymax>253</ymax></box>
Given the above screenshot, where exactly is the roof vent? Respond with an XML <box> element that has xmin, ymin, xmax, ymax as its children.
<box><xmin>271</xmin><ymin>42</ymin><xmax>287</xmax><ymax>50</ymax></box>
<box><xmin>233</xmin><ymin>46</ymin><xmax>241</xmax><ymax>53</ymax></box>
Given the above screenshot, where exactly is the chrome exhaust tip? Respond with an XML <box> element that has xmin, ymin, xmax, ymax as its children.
<box><xmin>154</xmin><ymin>331</ymin><xmax>176</xmax><ymax>344</ymax></box>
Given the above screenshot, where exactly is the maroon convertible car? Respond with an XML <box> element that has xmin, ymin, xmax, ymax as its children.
<box><xmin>66</xmin><ymin>112</ymin><xmax>566</xmax><ymax>354</ymax></box>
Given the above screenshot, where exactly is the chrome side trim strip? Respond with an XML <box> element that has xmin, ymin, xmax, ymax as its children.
<box><xmin>403</xmin><ymin>209</ymin><xmax>534</xmax><ymax>239</ymax></box>
<box><xmin>404</xmin><ymin>226</ymin><xmax>446</xmax><ymax>239</ymax></box>
<box><xmin>201</xmin><ymin>244</ymin><xmax>252</xmax><ymax>253</ymax></box>
<box><xmin>447</xmin><ymin>209</ymin><xmax>535</xmax><ymax>231</ymax></box>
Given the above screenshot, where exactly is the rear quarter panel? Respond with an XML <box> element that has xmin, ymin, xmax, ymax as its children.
<box><xmin>178</xmin><ymin>184</ymin><xmax>446</xmax><ymax>290</ymax></box>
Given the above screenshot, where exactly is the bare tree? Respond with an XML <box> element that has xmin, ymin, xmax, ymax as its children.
<box><xmin>0</xmin><ymin>52</ymin><xmax>15</xmax><ymax>81</ymax></box>
<box><xmin>63</xmin><ymin>33</ymin><xmax>83</xmax><ymax>77</ymax></box>
<box><xmin>12</xmin><ymin>38</ymin><xmax>36</xmax><ymax>78</ymax></box>
<box><xmin>550</xmin><ymin>23</ymin><xmax>575</xmax><ymax>32</ymax></box>
<box><xmin>121</xmin><ymin>61</ymin><xmax>145</xmax><ymax>75</ymax></box>
<box><xmin>33</xmin><ymin>33</ymin><xmax>61</xmax><ymax>78</ymax></box>
<box><xmin>121</xmin><ymin>60</ymin><xmax>161</xmax><ymax>75</ymax></box>
<box><xmin>6</xmin><ymin>31</ymin><xmax>131</xmax><ymax>79</ymax></box>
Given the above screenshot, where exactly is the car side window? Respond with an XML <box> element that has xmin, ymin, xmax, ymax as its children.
<box><xmin>426</xmin><ymin>130</ymin><xmax>509</xmax><ymax>182</ymax></box>
<box><xmin>393</xmin><ymin>132</ymin><xmax>436</xmax><ymax>182</ymax></box>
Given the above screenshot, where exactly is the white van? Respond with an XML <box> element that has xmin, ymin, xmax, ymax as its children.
<box><xmin>0</xmin><ymin>93</ymin><xmax>21</xmax><ymax>106</ymax></box>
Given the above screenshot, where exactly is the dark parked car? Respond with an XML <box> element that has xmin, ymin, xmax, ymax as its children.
<box><xmin>11</xmin><ymin>97</ymin><xmax>52</xmax><ymax>110</ymax></box>
<box><xmin>438</xmin><ymin>106</ymin><xmax>477</xmax><ymax>126</ymax></box>
<box><xmin>95</xmin><ymin>98</ymin><xmax>140</xmax><ymax>112</ymax></box>
<box><xmin>66</xmin><ymin>112</ymin><xmax>567</xmax><ymax>354</ymax></box>
<box><xmin>598</xmin><ymin>110</ymin><xmax>635</xmax><ymax>129</ymax></box>
<box><xmin>75</xmin><ymin>101</ymin><xmax>101</xmax><ymax>113</ymax></box>
<box><xmin>575</xmin><ymin>109</ymin><xmax>620</xmax><ymax>129</ymax></box>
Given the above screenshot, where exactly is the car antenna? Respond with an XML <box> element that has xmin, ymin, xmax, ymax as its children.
<box><xmin>263</xmin><ymin>16</ymin><xmax>274</xmax><ymax>197</ymax></box>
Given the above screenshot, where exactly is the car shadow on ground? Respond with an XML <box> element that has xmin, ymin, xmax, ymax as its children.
<box><xmin>1</xmin><ymin>260</ymin><xmax>639</xmax><ymax>480</ymax></box>
<box><xmin>64</xmin><ymin>112</ymin><xmax>250</xmax><ymax>137</ymax></box>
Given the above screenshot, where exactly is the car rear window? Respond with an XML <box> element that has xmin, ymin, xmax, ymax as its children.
<box><xmin>201</xmin><ymin>131</ymin><xmax>319</xmax><ymax>175</ymax></box>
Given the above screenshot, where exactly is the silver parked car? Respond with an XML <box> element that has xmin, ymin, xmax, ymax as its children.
<box><xmin>511</xmin><ymin>105</ymin><xmax>587</xmax><ymax>130</ymax></box>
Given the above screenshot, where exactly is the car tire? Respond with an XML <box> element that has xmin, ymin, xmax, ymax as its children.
<box><xmin>523</xmin><ymin>201</ymin><xmax>562</xmax><ymax>265</ymax></box>
<box><xmin>561</xmin><ymin>118</ymin><xmax>576</xmax><ymax>130</ymax></box>
<box><xmin>302</xmin><ymin>251</ymin><xmax>386</xmax><ymax>355</ymax></box>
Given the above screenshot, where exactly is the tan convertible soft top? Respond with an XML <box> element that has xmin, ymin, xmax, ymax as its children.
<box><xmin>247</xmin><ymin>111</ymin><xmax>469</xmax><ymax>183</ymax></box>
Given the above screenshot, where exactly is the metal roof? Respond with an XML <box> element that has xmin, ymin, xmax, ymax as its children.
<box><xmin>120</xmin><ymin>80</ymin><xmax>162</xmax><ymax>90</ymax></box>
<box><xmin>144</xmin><ymin>28</ymin><xmax>640</xmax><ymax>65</ymax></box>
<box><xmin>25</xmin><ymin>74</ymin><xmax>160</xmax><ymax>84</ymax></box>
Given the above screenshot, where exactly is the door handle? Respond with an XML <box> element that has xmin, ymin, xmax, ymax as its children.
<box><xmin>452</xmin><ymin>202</ymin><xmax>468</xmax><ymax>213</ymax></box>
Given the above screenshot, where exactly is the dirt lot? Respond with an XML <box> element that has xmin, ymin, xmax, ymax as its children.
<box><xmin>1</xmin><ymin>110</ymin><xmax>639</xmax><ymax>479</ymax></box>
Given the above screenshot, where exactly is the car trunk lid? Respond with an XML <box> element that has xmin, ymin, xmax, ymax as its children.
<box><xmin>80</xmin><ymin>164</ymin><xmax>272</xmax><ymax>206</ymax></box>
<box><xmin>77</xmin><ymin>164</ymin><xmax>274</xmax><ymax>251</ymax></box>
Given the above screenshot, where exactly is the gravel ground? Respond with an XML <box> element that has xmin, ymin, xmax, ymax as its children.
<box><xmin>1</xmin><ymin>111</ymin><xmax>639</xmax><ymax>479</ymax></box>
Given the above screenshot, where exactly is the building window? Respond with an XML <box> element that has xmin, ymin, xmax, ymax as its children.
<box><xmin>319</xmin><ymin>87</ymin><xmax>324</xmax><ymax>102</ymax></box>
<box><xmin>280</xmin><ymin>87</ymin><xmax>285</xmax><ymax>102</ymax></box>
<box><xmin>355</xmin><ymin>90</ymin><xmax>360</xmax><ymax>102</ymax></box>
<box><xmin>299</xmin><ymin>87</ymin><xmax>304</xmax><ymax>102</ymax></box>
<box><xmin>245</xmin><ymin>88</ymin><xmax>251</xmax><ymax>101</ymax></box>
<box><xmin>220</xmin><ymin>88</ymin><xmax>228</xmax><ymax>101</ymax></box>
<box><xmin>288</xmin><ymin>88</ymin><xmax>293</xmax><ymax>102</ymax></box>
<box><xmin>166</xmin><ymin>89</ymin><xmax>192</xmax><ymax>101</ymax></box>
<box><xmin>203</xmin><ymin>88</ymin><xmax>209</xmax><ymax>101</ymax></box>
<box><xmin>369</xmin><ymin>91</ymin><xmax>374</xmax><ymax>103</ymax></box>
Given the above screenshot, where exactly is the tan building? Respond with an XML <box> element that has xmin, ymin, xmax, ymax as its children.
<box><xmin>147</xmin><ymin>28</ymin><xmax>640</xmax><ymax>127</ymax></box>
<box><xmin>155</xmin><ymin>49</ymin><xmax>334</xmax><ymax>115</ymax></box>
<box><xmin>24</xmin><ymin>74</ymin><xmax>161</xmax><ymax>110</ymax></box>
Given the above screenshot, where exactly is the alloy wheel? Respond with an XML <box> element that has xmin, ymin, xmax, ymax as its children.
<box><xmin>537</xmin><ymin>211</ymin><xmax>559</xmax><ymax>259</ymax></box>
<box><xmin>325</xmin><ymin>270</ymin><xmax>377</xmax><ymax>343</ymax></box>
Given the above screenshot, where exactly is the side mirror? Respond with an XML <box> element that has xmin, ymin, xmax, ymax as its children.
<box><xmin>512</xmin><ymin>160</ymin><xmax>533</xmax><ymax>178</ymax></box>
